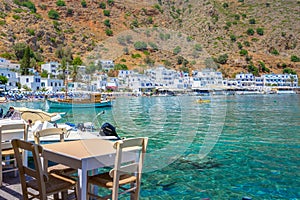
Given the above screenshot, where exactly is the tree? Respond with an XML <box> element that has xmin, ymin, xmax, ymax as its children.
<box><xmin>40</xmin><ymin>69</ymin><xmax>48</xmax><ymax>78</ymax></box>
<box><xmin>70</xmin><ymin>65</ymin><xmax>78</xmax><ymax>82</ymax></box>
<box><xmin>0</xmin><ymin>75</ymin><xmax>8</xmax><ymax>85</ymax></box>
<box><xmin>72</xmin><ymin>56</ymin><xmax>83</xmax><ymax>66</ymax></box>
<box><xmin>20</xmin><ymin>46</ymin><xmax>31</xmax><ymax>75</ymax></box>
<box><xmin>13</xmin><ymin>43</ymin><xmax>27</xmax><ymax>60</ymax></box>
<box><xmin>216</xmin><ymin>54</ymin><xmax>228</xmax><ymax>64</ymax></box>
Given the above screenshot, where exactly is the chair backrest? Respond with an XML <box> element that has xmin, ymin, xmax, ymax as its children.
<box><xmin>109</xmin><ymin>137</ymin><xmax>148</xmax><ymax>198</ymax></box>
<box><xmin>0</xmin><ymin>123</ymin><xmax>28</xmax><ymax>150</ymax></box>
<box><xmin>12</xmin><ymin>139</ymin><xmax>47</xmax><ymax>199</ymax></box>
<box><xmin>34</xmin><ymin>127</ymin><xmax>67</xmax><ymax>144</ymax></box>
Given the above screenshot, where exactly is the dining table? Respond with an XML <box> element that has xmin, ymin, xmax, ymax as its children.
<box><xmin>42</xmin><ymin>138</ymin><xmax>136</xmax><ymax>200</ymax></box>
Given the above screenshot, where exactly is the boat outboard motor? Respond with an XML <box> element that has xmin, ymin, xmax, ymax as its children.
<box><xmin>77</xmin><ymin>123</ymin><xmax>85</xmax><ymax>131</ymax></box>
<box><xmin>99</xmin><ymin>122</ymin><xmax>120</xmax><ymax>140</ymax></box>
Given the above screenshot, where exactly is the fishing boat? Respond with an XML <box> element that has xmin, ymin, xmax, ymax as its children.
<box><xmin>46</xmin><ymin>93</ymin><xmax>112</xmax><ymax>108</ymax></box>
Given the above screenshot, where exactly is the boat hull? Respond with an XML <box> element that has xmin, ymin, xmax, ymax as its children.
<box><xmin>46</xmin><ymin>99</ymin><xmax>112</xmax><ymax>108</ymax></box>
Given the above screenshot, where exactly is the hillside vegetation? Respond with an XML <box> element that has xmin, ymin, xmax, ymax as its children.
<box><xmin>0</xmin><ymin>0</ymin><xmax>299</xmax><ymax>78</ymax></box>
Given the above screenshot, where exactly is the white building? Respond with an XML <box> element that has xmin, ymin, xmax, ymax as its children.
<box><xmin>192</xmin><ymin>68</ymin><xmax>223</xmax><ymax>89</ymax></box>
<box><xmin>127</xmin><ymin>74</ymin><xmax>154</xmax><ymax>93</ymax></box>
<box><xmin>95</xmin><ymin>60</ymin><xmax>114</xmax><ymax>70</ymax></box>
<box><xmin>41</xmin><ymin>78</ymin><xmax>64</xmax><ymax>92</ymax></box>
<box><xmin>0</xmin><ymin>68</ymin><xmax>19</xmax><ymax>90</ymax></box>
<box><xmin>262</xmin><ymin>74</ymin><xmax>298</xmax><ymax>87</ymax></box>
<box><xmin>41</xmin><ymin>61</ymin><xmax>61</xmax><ymax>77</ymax></box>
<box><xmin>235</xmin><ymin>73</ymin><xmax>256</xmax><ymax>87</ymax></box>
<box><xmin>0</xmin><ymin>58</ymin><xmax>20</xmax><ymax>70</ymax></box>
<box><xmin>19</xmin><ymin>72</ymin><xmax>41</xmax><ymax>91</ymax></box>
<box><xmin>146</xmin><ymin>66</ymin><xmax>178</xmax><ymax>88</ymax></box>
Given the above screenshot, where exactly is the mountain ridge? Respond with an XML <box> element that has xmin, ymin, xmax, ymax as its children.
<box><xmin>0</xmin><ymin>0</ymin><xmax>299</xmax><ymax>77</ymax></box>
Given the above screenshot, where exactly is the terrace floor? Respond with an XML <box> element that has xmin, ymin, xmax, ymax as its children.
<box><xmin>0</xmin><ymin>172</ymin><xmax>75</xmax><ymax>200</ymax></box>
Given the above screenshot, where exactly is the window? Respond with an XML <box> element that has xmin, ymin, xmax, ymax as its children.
<box><xmin>26</xmin><ymin>78</ymin><xmax>29</xmax><ymax>83</ymax></box>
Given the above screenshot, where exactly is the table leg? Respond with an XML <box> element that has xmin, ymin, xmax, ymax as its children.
<box><xmin>78</xmin><ymin>166</ymin><xmax>88</xmax><ymax>200</ymax></box>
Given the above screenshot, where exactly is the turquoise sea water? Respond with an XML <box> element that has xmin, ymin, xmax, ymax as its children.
<box><xmin>3</xmin><ymin>94</ymin><xmax>300</xmax><ymax>199</ymax></box>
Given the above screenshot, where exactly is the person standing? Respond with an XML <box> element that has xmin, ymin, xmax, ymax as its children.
<box><xmin>3</xmin><ymin>106</ymin><xmax>15</xmax><ymax>118</ymax></box>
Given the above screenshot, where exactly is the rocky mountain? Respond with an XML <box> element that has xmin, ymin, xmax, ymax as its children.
<box><xmin>0</xmin><ymin>0</ymin><xmax>299</xmax><ymax>77</ymax></box>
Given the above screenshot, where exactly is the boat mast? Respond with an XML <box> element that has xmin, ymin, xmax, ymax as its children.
<box><xmin>65</xmin><ymin>62</ymin><xmax>69</xmax><ymax>99</ymax></box>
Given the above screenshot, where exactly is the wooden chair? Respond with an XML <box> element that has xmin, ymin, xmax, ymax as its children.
<box><xmin>34</xmin><ymin>127</ymin><xmax>76</xmax><ymax>175</ymax></box>
<box><xmin>87</xmin><ymin>137</ymin><xmax>148</xmax><ymax>200</ymax></box>
<box><xmin>0</xmin><ymin>123</ymin><xmax>28</xmax><ymax>186</ymax></box>
<box><xmin>11</xmin><ymin>139</ymin><xmax>77</xmax><ymax>200</ymax></box>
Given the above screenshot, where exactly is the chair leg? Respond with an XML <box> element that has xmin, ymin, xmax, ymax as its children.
<box><xmin>54</xmin><ymin>193</ymin><xmax>59</xmax><ymax>200</ymax></box>
<box><xmin>62</xmin><ymin>191</ymin><xmax>68</xmax><ymax>200</ymax></box>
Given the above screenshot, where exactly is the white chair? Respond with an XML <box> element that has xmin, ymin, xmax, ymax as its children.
<box><xmin>87</xmin><ymin>137</ymin><xmax>148</xmax><ymax>200</ymax></box>
<box><xmin>0</xmin><ymin>123</ymin><xmax>28</xmax><ymax>186</ymax></box>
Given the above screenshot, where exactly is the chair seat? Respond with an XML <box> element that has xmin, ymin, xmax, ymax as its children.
<box><xmin>48</xmin><ymin>164</ymin><xmax>77</xmax><ymax>175</ymax></box>
<box><xmin>27</xmin><ymin>173</ymin><xmax>76</xmax><ymax>195</ymax></box>
<box><xmin>88</xmin><ymin>172</ymin><xmax>136</xmax><ymax>188</ymax></box>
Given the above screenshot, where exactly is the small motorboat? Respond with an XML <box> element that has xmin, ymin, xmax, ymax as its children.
<box><xmin>196</xmin><ymin>99</ymin><xmax>211</xmax><ymax>104</ymax></box>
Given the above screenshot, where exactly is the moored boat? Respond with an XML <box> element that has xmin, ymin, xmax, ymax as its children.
<box><xmin>46</xmin><ymin>93</ymin><xmax>112</xmax><ymax>108</ymax></box>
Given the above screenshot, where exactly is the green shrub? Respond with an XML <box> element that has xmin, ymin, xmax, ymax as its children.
<box><xmin>259</xmin><ymin>61</ymin><xmax>270</xmax><ymax>73</ymax></box>
<box><xmin>81</xmin><ymin>0</ymin><xmax>87</xmax><ymax>8</ymax></box>
<box><xmin>134</xmin><ymin>41</ymin><xmax>147</xmax><ymax>50</ymax></box>
<box><xmin>154</xmin><ymin>4</ymin><xmax>163</xmax><ymax>13</ymax></box>
<box><xmin>26</xmin><ymin>28</ymin><xmax>35</xmax><ymax>36</ymax></box>
<box><xmin>239</xmin><ymin>49</ymin><xmax>248</xmax><ymax>56</ymax></box>
<box><xmin>104</xmin><ymin>19</ymin><xmax>111</xmax><ymax>27</ymax></box>
<box><xmin>107</xmin><ymin>0</ymin><xmax>114</xmax><ymax>6</ymax></box>
<box><xmin>230</xmin><ymin>34</ymin><xmax>236</xmax><ymax>42</ymax></box>
<box><xmin>248</xmin><ymin>64</ymin><xmax>259</xmax><ymax>76</ymax></box>
<box><xmin>216</xmin><ymin>54</ymin><xmax>228</xmax><ymax>64</ymax></box>
<box><xmin>194</xmin><ymin>44</ymin><xmax>202</xmax><ymax>51</ymax></box>
<box><xmin>120</xmin><ymin>58</ymin><xmax>126</xmax><ymax>62</ymax></box>
<box><xmin>99</xmin><ymin>2</ymin><xmax>106</xmax><ymax>9</ymax></box>
<box><xmin>39</xmin><ymin>4</ymin><xmax>47</xmax><ymax>10</ymax></box>
<box><xmin>223</xmin><ymin>3</ymin><xmax>229</xmax><ymax>8</ymax></box>
<box><xmin>234</xmin><ymin>14</ymin><xmax>240</xmax><ymax>20</ymax></box>
<box><xmin>247</xmin><ymin>28</ymin><xmax>254</xmax><ymax>35</ymax></box>
<box><xmin>143</xmin><ymin>50</ymin><xmax>150</xmax><ymax>56</ymax></box>
<box><xmin>249</xmin><ymin>18</ymin><xmax>256</xmax><ymax>24</ymax></box>
<box><xmin>114</xmin><ymin>63</ymin><xmax>127</xmax><ymax>70</ymax></box>
<box><xmin>105</xmin><ymin>29</ymin><xmax>113</xmax><ymax>36</ymax></box>
<box><xmin>173</xmin><ymin>46</ymin><xmax>181</xmax><ymax>55</ymax></box>
<box><xmin>67</xmin><ymin>8</ymin><xmax>73</xmax><ymax>16</ymax></box>
<box><xmin>241</xmin><ymin>13</ymin><xmax>247</xmax><ymax>18</ymax></box>
<box><xmin>186</xmin><ymin>36</ymin><xmax>193</xmax><ymax>42</ymax></box>
<box><xmin>283</xmin><ymin>68</ymin><xmax>296</xmax><ymax>74</ymax></box>
<box><xmin>13</xmin><ymin>15</ymin><xmax>21</xmax><ymax>20</ymax></box>
<box><xmin>103</xmin><ymin>10</ymin><xmax>110</xmax><ymax>16</ymax></box>
<box><xmin>0</xmin><ymin>12</ymin><xmax>7</xmax><ymax>19</ymax></box>
<box><xmin>56</xmin><ymin>0</ymin><xmax>66</xmax><ymax>6</ymax></box>
<box><xmin>148</xmin><ymin>42</ymin><xmax>158</xmax><ymax>51</ymax></box>
<box><xmin>237</xmin><ymin>42</ymin><xmax>243</xmax><ymax>49</ymax></box>
<box><xmin>270</xmin><ymin>48</ymin><xmax>279</xmax><ymax>55</ymax></box>
<box><xmin>48</xmin><ymin>9</ymin><xmax>60</xmax><ymax>20</ymax></box>
<box><xmin>238</xmin><ymin>0</ymin><xmax>244</xmax><ymax>2</ymax></box>
<box><xmin>130</xmin><ymin>19</ymin><xmax>139</xmax><ymax>28</ymax></box>
<box><xmin>0</xmin><ymin>20</ymin><xmax>5</xmax><ymax>25</ymax></box>
<box><xmin>14</xmin><ymin>0</ymin><xmax>36</xmax><ymax>13</ymax></box>
<box><xmin>291</xmin><ymin>55</ymin><xmax>300</xmax><ymax>62</ymax></box>
<box><xmin>13</xmin><ymin>8</ymin><xmax>24</xmax><ymax>13</ymax></box>
<box><xmin>256</xmin><ymin>28</ymin><xmax>264</xmax><ymax>35</ymax></box>
<box><xmin>131</xmin><ymin>53</ymin><xmax>141</xmax><ymax>58</ymax></box>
